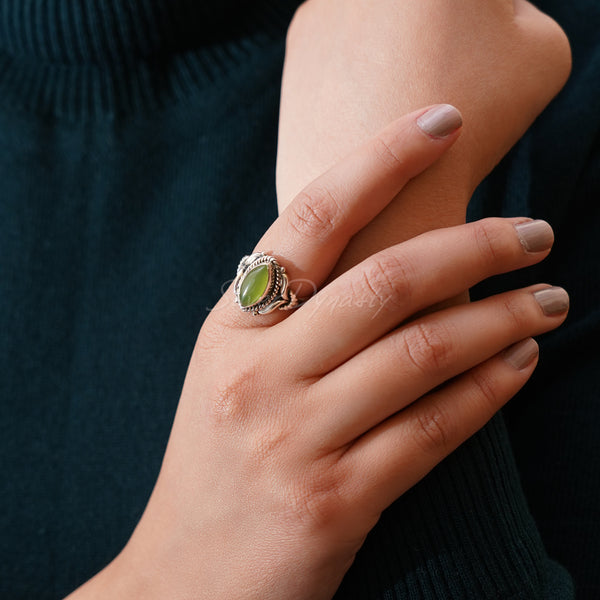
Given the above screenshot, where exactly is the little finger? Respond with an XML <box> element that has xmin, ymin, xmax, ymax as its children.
<box><xmin>341</xmin><ymin>337</ymin><xmax>540</xmax><ymax>514</ymax></box>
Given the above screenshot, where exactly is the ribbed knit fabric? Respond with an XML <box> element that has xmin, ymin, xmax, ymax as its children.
<box><xmin>0</xmin><ymin>1</ymin><xmax>596</xmax><ymax>599</ymax></box>
<box><xmin>336</xmin><ymin>415</ymin><xmax>576</xmax><ymax>600</ymax></box>
<box><xmin>0</xmin><ymin>0</ymin><xmax>298</xmax><ymax>119</ymax></box>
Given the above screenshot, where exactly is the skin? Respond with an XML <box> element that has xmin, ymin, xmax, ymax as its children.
<box><xmin>67</xmin><ymin>2</ymin><xmax>573</xmax><ymax>596</ymax></box>
<box><xmin>67</xmin><ymin>109</ymin><xmax>568</xmax><ymax>600</ymax></box>
<box><xmin>277</xmin><ymin>0</ymin><xmax>572</xmax><ymax>273</ymax></box>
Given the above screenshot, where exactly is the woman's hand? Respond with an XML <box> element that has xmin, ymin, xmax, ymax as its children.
<box><xmin>277</xmin><ymin>0</ymin><xmax>571</xmax><ymax>271</ymax></box>
<box><xmin>67</xmin><ymin>108</ymin><xmax>567</xmax><ymax>600</ymax></box>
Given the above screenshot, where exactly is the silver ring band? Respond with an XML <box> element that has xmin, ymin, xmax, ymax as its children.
<box><xmin>233</xmin><ymin>252</ymin><xmax>299</xmax><ymax>315</ymax></box>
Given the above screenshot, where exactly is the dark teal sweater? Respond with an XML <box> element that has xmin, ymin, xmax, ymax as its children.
<box><xmin>0</xmin><ymin>1</ymin><xmax>597</xmax><ymax>598</ymax></box>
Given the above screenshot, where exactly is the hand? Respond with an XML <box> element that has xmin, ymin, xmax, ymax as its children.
<box><xmin>67</xmin><ymin>108</ymin><xmax>567</xmax><ymax>600</ymax></box>
<box><xmin>277</xmin><ymin>0</ymin><xmax>571</xmax><ymax>272</ymax></box>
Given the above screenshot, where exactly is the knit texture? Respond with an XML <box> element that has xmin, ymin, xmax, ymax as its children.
<box><xmin>0</xmin><ymin>1</ymin><xmax>596</xmax><ymax>598</ymax></box>
<box><xmin>0</xmin><ymin>0</ymin><xmax>298</xmax><ymax>119</ymax></box>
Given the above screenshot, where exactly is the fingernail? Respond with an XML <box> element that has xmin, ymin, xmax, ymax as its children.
<box><xmin>503</xmin><ymin>338</ymin><xmax>539</xmax><ymax>370</ymax></box>
<box><xmin>533</xmin><ymin>286</ymin><xmax>570</xmax><ymax>316</ymax></box>
<box><xmin>514</xmin><ymin>220</ymin><xmax>554</xmax><ymax>253</ymax></box>
<box><xmin>417</xmin><ymin>104</ymin><xmax>463</xmax><ymax>138</ymax></box>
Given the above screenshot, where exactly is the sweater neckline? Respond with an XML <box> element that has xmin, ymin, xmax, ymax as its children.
<box><xmin>0</xmin><ymin>0</ymin><xmax>300</xmax><ymax>120</ymax></box>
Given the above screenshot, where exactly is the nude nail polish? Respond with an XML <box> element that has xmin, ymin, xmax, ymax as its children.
<box><xmin>533</xmin><ymin>287</ymin><xmax>570</xmax><ymax>316</ymax></box>
<box><xmin>503</xmin><ymin>338</ymin><xmax>539</xmax><ymax>370</ymax></box>
<box><xmin>514</xmin><ymin>220</ymin><xmax>554</xmax><ymax>253</ymax></box>
<box><xmin>417</xmin><ymin>104</ymin><xmax>462</xmax><ymax>138</ymax></box>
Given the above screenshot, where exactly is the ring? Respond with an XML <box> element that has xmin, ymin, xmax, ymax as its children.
<box><xmin>233</xmin><ymin>252</ymin><xmax>299</xmax><ymax>315</ymax></box>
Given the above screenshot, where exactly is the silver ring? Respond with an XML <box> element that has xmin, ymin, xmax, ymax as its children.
<box><xmin>233</xmin><ymin>252</ymin><xmax>299</xmax><ymax>315</ymax></box>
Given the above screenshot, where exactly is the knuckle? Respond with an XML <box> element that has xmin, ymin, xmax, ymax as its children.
<box><xmin>207</xmin><ymin>361</ymin><xmax>260</xmax><ymax>427</ymax></box>
<box><xmin>500</xmin><ymin>294</ymin><xmax>531</xmax><ymax>331</ymax></box>
<box><xmin>402</xmin><ymin>321</ymin><xmax>455</xmax><ymax>374</ymax></box>
<box><xmin>412</xmin><ymin>402</ymin><xmax>452</xmax><ymax>455</ymax></box>
<box><xmin>467</xmin><ymin>368</ymin><xmax>501</xmax><ymax>412</ymax></box>
<box><xmin>359</xmin><ymin>252</ymin><xmax>413</xmax><ymax>313</ymax></box>
<box><xmin>205</xmin><ymin>350</ymin><xmax>309</xmax><ymax>453</ymax></box>
<box><xmin>371</xmin><ymin>133</ymin><xmax>406</xmax><ymax>171</ymax></box>
<box><xmin>287</xmin><ymin>186</ymin><xmax>342</xmax><ymax>242</ymax></box>
<box><xmin>286</xmin><ymin>460</ymin><xmax>348</xmax><ymax>529</ymax></box>
<box><xmin>472</xmin><ymin>218</ymin><xmax>509</xmax><ymax>264</ymax></box>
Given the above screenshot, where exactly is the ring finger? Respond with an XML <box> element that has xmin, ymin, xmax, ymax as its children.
<box><xmin>313</xmin><ymin>283</ymin><xmax>569</xmax><ymax>447</ymax></box>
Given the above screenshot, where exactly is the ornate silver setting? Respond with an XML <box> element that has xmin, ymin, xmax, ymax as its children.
<box><xmin>233</xmin><ymin>252</ymin><xmax>299</xmax><ymax>315</ymax></box>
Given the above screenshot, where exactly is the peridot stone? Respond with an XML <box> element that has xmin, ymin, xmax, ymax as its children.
<box><xmin>239</xmin><ymin>265</ymin><xmax>270</xmax><ymax>307</ymax></box>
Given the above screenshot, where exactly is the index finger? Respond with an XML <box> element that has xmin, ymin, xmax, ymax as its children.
<box><xmin>218</xmin><ymin>104</ymin><xmax>463</xmax><ymax>327</ymax></box>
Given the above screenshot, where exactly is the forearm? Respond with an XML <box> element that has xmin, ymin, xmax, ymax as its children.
<box><xmin>331</xmin><ymin>152</ymin><xmax>470</xmax><ymax>274</ymax></box>
<box><xmin>277</xmin><ymin>0</ymin><xmax>571</xmax><ymax>275</ymax></box>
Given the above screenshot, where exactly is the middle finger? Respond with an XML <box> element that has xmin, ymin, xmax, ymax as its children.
<box><xmin>281</xmin><ymin>217</ymin><xmax>554</xmax><ymax>375</ymax></box>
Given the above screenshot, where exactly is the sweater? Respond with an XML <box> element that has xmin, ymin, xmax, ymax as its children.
<box><xmin>0</xmin><ymin>1</ymin><xmax>597</xmax><ymax>598</ymax></box>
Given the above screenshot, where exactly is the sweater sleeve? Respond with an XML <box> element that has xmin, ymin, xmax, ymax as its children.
<box><xmin>334</xmin><ymin>414</ymin><xmax>573</xmax><ymax>600</ymax></box>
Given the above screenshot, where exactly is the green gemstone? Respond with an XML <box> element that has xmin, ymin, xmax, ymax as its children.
<box><xmin>239</xmin><ymin>264</ymin><xmax>270</xmax><ymax>307</ymax></box>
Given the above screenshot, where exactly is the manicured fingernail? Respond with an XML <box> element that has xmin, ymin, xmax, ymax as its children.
<box><xmin>503</xmin><ymin>338</ymin><xmax>539</xmax><ymax>370</ymax></box>
<box><xmin>533</xmin><ymin>286</ymin><xmax>569</xmax><ymax>316</ymax></box>
<box><xmin>514</xmin><ymin>220</ymin><xmax>554</xmax><ymax>253</ymax></box>
<box><xmin>417</xmin><ymin>104</ymin><xmax>462</xmax><ymax>138</ymax></box>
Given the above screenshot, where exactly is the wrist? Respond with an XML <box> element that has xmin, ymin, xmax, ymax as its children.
<box><xmin>63</xmin><ymin>506</ymin><xmax>193</xmax><ymax>600</ymax></box>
